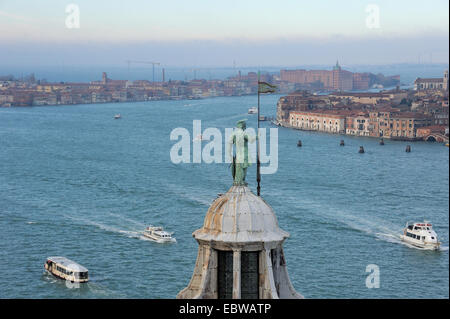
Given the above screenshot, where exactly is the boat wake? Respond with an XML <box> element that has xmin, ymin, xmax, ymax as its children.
<box><xmin>64</xmin><ymin>214</ymin><xmax>143</xmax><ymax>239</ymax></box>
<box><xmin>163</xmin><ymin>182</ymin><xmax>212</xmax><ymax>207</ymax></box>
<box><xmin>42</xmin><ymin>271</ymin><xmax>125</xmax><ymax>297</ymax></box>
<box><xmin>87</xmin><ymin>221</ymin><xmax>142</xmax><ymax>239</ymax></box>
<box><xmin>374</xmin><ymin>232</ymin><xmax>403</xmax><ymax>244</ymax></box>
<box><xmin>299</xmin><ymin>199</ymin><xmax>447</xmax><ymax>251</ymax></box>
<box><xmin>340</xmin><ymin>218</ymin><xmax>447</xmax><ymax>251</ymax></box>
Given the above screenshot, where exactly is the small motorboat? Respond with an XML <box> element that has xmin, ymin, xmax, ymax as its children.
<box><xmin>114</xmin><ymin>114</ymin><xmax>121</xmax><ymax>119</ymax></box>
<box><xmin>248</xmin><ymin>107</ymin><xmax>258</xmax><ymax>114</ymax></box>
<box><xmin>143</xmin><ymin>226</ymin><xmax>176</xmax><ymax>243</ymax></box>
<box><xmin>400</xmin><ymin>221</ymin><xmax>441</xmax><ymax>250</ymax></box>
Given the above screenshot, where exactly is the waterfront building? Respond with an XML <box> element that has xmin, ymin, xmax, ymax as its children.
<box><xmin>434</xmin><ymin>113</ymin><xmax>449</xmax><ymax>126</ymax></box>
<box><xmin>416</xmin><ymin>125</ymin><xmax>449</xmax><ymax>142</ymax></box>
<box><xmin>276</xmin><ymin>92</ymin><xmax>331</xmax><ymax>123</ymax></box>
<box><xmin>414</xmin><ymin>70</ymin><xmax>449</xmax><ymax>91</ymax></box>
<box><xmin>289</xmin><ymin>110</ymin><xmax>347</xmax><ymax>134</ymax></box>
<box><xmin>0</xmin><ymin>94</ymin><xmax>13</xmax><ymax>106</ymax></box>
<box><xmin>32</xmin><ymin>93</ymin><xmax>57</xmax><ymax>106</ymax></box>
<box><xmin>370</xmin><ymin>110</ymin><xmax>433</xmax><ymax>139</ymax></box>
<box><xmin>346</xmin><ymin>112</ymin><xmax>371</xmax><ymax>137</ymax></box>
<box><xmin>60</xmin><ymin>93</ymin><xmax>73</xmax><ymax>105</ymax></box>
<box><xmin>112</xmin><ymin>90</ymin><xmax>128</xmax><ymax>102</ymax></box>
<box><xmin>388</xmin><ymin>112</ymin><xmax>433</xmax><ymax>139</ymax></box>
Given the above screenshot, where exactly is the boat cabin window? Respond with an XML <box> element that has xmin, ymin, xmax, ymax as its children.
<box><xmin>75</xmin><ymin>272</ymin><xmax>88</xmax><ymax>279</ymax></box>
<box><xmin>407</xmin><ymin>225</ymin><xmax>413</xmax><ymax>230</ymax></box>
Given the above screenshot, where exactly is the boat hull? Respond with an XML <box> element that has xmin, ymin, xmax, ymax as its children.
<box><xmin>400</xmin><ymin>236</ymin><xmax>441</xmax><ymax>250</ymax></box>
<box><xmin>143</xmin><ymin>233</ymin><xmax>176</xmax><ymax>243</ymax></box>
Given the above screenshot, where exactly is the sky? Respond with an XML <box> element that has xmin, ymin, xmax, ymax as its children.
<box><xmin>0</xmin><ymin>0</ymin><xmax>449</xmax><ymax>68</ymax></box>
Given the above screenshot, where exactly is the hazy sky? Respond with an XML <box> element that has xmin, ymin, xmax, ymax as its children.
<box><xmin>0</xmin><ymin>0</ymin><xmax>448</xmax><ymax>67</ymax></box>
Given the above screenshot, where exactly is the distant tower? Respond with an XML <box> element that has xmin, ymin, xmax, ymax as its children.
<box><xmin>177</xmin><ymin>185</ymin><xmax>303</xmax><ymax>299</ymax></box>
<box><xmin>162</xmin><ymin>68</ymin><xmax>166</xmax><ymax>83</ymax></box>
<box><xmin>444</xmin><ymin>70</ymin><xmax>448</xmax><ymax>91</ymax></box>
<box><xmin>102</xmin><ymin>72</ymin><xmax>108</xmax><ymax>84</ymax></box>
<box><xmin>333</xmin><ymin>60</ymin><xmax>341</xmax><ymax>71</ymax></box>
<box><xmin>332</xmin><ymin>60</ymin><xmax>342</xmax><ymax>90</ymax></box>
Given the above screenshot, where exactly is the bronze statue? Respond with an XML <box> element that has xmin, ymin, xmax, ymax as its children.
<box><xmin>227</xmin><ymin>119</ymin><xmax>256</xmax><ymax>186</ymax></box>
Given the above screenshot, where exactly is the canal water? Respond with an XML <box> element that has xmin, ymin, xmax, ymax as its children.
<box><xmin>0</xmin><ymin>95</ymin><xmax>448</xmax><ymax>298</ymax></box>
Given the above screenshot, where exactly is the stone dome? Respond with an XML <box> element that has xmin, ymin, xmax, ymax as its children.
<box><xmin>193</xmin><ymin>185</ymin><xmax>290</xmax><ymax>244</ymax></box>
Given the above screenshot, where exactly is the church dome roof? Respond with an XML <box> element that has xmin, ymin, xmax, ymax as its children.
<box><xmin>193</xmin><ymin>186</ymin><xmax>289</xmax><ymax>244</ymax></box>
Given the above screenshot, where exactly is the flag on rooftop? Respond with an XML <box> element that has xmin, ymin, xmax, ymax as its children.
<box><xmin>258</xmin><ymin>81</ymin><xmax>277</xmax><ymax>94</ymax></box>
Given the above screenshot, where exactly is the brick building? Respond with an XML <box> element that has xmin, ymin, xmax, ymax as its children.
<box><xmin>280</xmin><ymin>61</ymin><xmax>368</xmax><ymax>91</ymax></box>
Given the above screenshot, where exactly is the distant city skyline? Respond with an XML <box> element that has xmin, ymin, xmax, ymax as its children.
<box><xmin>0</xmin><ymin>0</ymin><xmax>448</xmax><ymax>67</ymax></box>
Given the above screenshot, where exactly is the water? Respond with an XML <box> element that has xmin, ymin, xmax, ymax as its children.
<box><xmin>0</xmin><ymin>95</ymin><xmax>448</xmax><ymax>298</ymax></box>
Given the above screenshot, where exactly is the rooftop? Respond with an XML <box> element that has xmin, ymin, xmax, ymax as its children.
<box><xmin>47</xmin><ymin>256</ymin><xmax>88</xmax><ymax>272</ymax></box>
<box><xmin>193</xmin><ymin>186</ymin><xmax>289</xmax><ymax>244</ymax></box>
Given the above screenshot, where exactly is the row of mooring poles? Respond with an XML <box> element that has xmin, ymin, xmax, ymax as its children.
<box><xmin>297</xmin><ymin>139</ymin><xmax>413</xmax><ymax>152</ymax></box>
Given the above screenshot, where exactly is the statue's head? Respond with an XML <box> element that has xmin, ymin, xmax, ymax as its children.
<box><xmin>236</xmin><ymin>119</ymin><xmax>247</xmax><ymax>130</ymax></box>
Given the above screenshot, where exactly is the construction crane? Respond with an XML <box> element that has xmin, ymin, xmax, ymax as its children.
<box><xmin>126</xmin><ymin>60</ymin><xmax>161</xmax><ymax>82</ymax></box>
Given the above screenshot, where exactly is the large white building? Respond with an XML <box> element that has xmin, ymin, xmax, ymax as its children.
<box><xmin>414</xmin><ymin>70</ymin><xmax>448</xmax><ymax>91</ymax></box>
<box><xmin>289</xmin><ymin>111</ymin><xmax>347</xmax><ymax>134</ymax></box>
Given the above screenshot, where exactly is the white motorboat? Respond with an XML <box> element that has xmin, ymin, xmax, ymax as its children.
<box><xmin>114</xmin><ymin>114</ymin><xmax>121</xmax><ymax>119</ymax></box>
<box><xmin>143</xmin><ymin>226</ymin><xmax>176</xmax><ymax>243</ymax></box>
<box><xmin>248</xmin><ymin>107</ymin><xmax>258</xmax><ymax>114</ymax></box>
<box><xmin>400</xmin><ymin>221</ymin><xmax>441</xmax><ymax>250</ymax></box>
